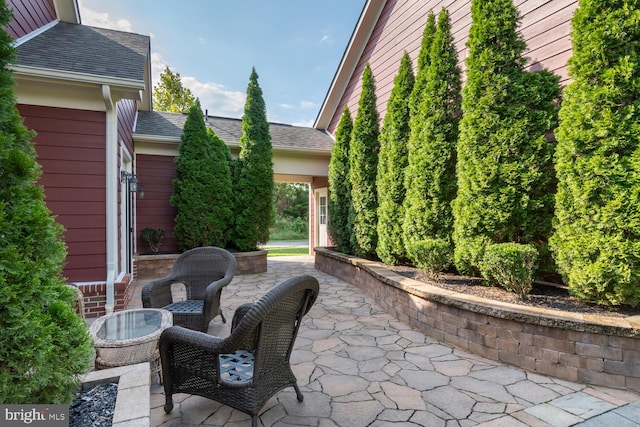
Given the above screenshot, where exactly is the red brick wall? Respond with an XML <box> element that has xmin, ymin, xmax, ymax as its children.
<box><xmin>77</xmin><ymin>274</ymin><xmax>134</xmax><ymax>318</ymax></box>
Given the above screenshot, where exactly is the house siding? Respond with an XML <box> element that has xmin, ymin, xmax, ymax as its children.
<box><xmin>327</xmin><ymin>0</ymin><xmax>577</xmax><ymax>134</ymax></box>
<box><xmin>5</xmin><ymin>0</ymin><xmax>56</xmax><ymax>40</ymax></box>
<box><xmin>136</xmin><ymin>154</ymin><xmax>178</xmax><ymax>253</ymax></box>
<box><xmin>18</xmin><ymin>104</ymin><xmax>107</xmax><ymax>283</ymax></box>
<box><xmin>117</xmin><ymin>99</ymin><xmax>137</xmax><ymax>155</ymax></box>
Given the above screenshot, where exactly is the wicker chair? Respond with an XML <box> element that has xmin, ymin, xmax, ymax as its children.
<box><xmin>141</xmin><ymin>246</ymin><xmax>236</xmax><ymax>332</ymax></box>
<box><xmin>159</xmin><ymin>274</ymin><xmax>320</xmax><ymax>427</ymax></box>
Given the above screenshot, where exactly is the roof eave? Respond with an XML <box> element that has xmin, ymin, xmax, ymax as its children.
<box><xmin>52</xmin><ymin>0</ymin><xmax>80</xmax><ymax>24</ymax></box>
<box><xmin>313</xmin><ymin>0</ymin><xmax>385</xmax><ymax>130</ymax></box>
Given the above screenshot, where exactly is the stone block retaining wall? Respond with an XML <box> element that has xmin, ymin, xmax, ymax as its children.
<box><xmin>315</xmin><ymin>247</ymin><xmax>640</xmax><ymax>393</ymax></box>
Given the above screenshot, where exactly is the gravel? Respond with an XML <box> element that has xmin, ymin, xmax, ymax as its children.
<box><xmin>70</xmin><ymin>382</ymin><xmax>117</xmax><ymax>427</ymax></box>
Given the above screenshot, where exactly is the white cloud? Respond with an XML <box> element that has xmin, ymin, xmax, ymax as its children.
<box><xmin>300</xmin><ymin>100</ymin><xmax>317</xmax><ymax>109</ymax></box>
<box><xmin>319</xmin><ymin>34</ymin><xmax>332</xmax><ymax>45</ymax></box>
<box><xmin>291</xmin><ymin>119</ymin><xmax>314</xmax><ymax>128</ymax></box>
<box><xmin>79</xmin><ymin>5</ymin><xmax>133</xmax><ymax>32</ymax></box>
<box><xmin>278</xmin><ymin>103</ymin><xmax>294</xmax><ymax>110</ymax></box>
<box><xmin>150</xmin><ymin>53</ymin><xmax>245</xmax><ymax>118</ymax></box>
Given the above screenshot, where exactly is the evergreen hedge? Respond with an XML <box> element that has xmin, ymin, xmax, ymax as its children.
<box><xmin>328</xmin><ymin>106</ymin><xmax>354</xmax><ymax>253</ymax></box>
<box><xmin>172</xmin><ymin>101</ymin><xmax>233</xmax><ymax>250</ymax></box>
<box><xmin>403</xmin><ymin>9</ymin><xmax>461</xmax><ymax>265</ymax></box>
<box><xmin>452</xmin><ymin>0</ymin><xmax>560</xmax><ymax>278</ymax></box>
<box><xmin>232</xmin><ymin>68</ymin><xmax>273</xmax><ymax>251</ymax></box>
<box><xmin>0</xmin><ymin>2</ymin><xmax>92</xmax><ymax>402</ymax></box>
<box><xmin>349</xmin><ymin>63</ymin><xmax>380</xmax><ymax>258</ymax></box>
<box><xmin>550</xmin><ymin>1</ymin><xmax>640</xmax><ymax>307</ymax></box>
<box><xmin>376</xmin><ymin>52</ymin><xmax>414</xmax><ymax>264</ymax></box>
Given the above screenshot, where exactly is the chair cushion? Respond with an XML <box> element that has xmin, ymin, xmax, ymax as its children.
<box><xmin>219</xmin><ymin>350</ymin><xmax>254</xmax><ymax>385</ymax></box>
<box><xmin>164</xmin><ymin>300</ymin><xmax>203</xmax><ymax>313</ymax></box>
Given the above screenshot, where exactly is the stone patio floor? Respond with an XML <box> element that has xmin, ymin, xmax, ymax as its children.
<box><xmin>129</xmin><ymin>255</ymin><xmax>640</xmax><ymax>427</ymax></box>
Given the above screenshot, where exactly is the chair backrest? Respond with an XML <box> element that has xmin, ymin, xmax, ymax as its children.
<box><xmin>171</xmin><ymin>247</ymin><xmax>236</xmax><ymax>299</ymax></box>
<box><xmin>230</xmin><ymin>275</ymin><xmax>319</xmax><ymax>382</ymax></box>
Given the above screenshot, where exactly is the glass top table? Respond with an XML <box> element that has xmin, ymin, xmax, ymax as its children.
<box><xmin>89</xmin><ymin>308</ymin><xmax>173</xmax><ymax>373</ymax></box>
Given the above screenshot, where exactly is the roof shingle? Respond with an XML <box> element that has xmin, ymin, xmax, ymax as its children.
<box><xmin>16</xmin><ymin>22</ymin><xmax>149</xmax><ymax>82</ymax></box>
<box><xmin>135</xmin><ymin>111</ymin><xmax>334</xmax><ymax>153</ymax></box>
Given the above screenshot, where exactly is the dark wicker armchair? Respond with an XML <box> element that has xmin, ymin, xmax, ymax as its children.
<box><xmin>141</xmin><ymin>246</ymin><xmax>236</xmax><ymax>332</ymax></box>
<box><xmin>159</xmin><ymin>274</ymin><xmax>320</xmax><ymax>427</ymax></box>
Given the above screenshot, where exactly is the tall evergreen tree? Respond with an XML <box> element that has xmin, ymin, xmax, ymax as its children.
<box><xmin>452</xmin><ymin>0</ymin><xmax>560</xmax><ymax>275</ymax></box>
<box><xmin>409</xmin><ymin>12</ymin><xmax>436</xmax><ymax>118</ymax></box>
<box><xmin>172</xmin><ymin>101</ymin><xmax>233</xmax><ymax>250</ymax></box>
<box><xmin>232</xmin><ymin>68</ymin><xmax>273</xmax><ymax>251</ymax></box>
<box><xmin>328</xmin><ymin>106</ymin><xmax>354</xmax><ymax>253</ymax></box>
<box><xmin>376</xmin><ymin>52</ymin><xmax>414</xmax><ymax>264</ymax></box>
<box><xmin>349</xmin><ymin>63</ymin><xmax>380</xmax><ymax>258</ymax></box>
<box><xmin>550</xmin><ymin>0</ymin><xmax>640</xmax><ymax>307</ymax></box>
<box><xmin>153</xmin><ymin>66</ymin><xmax>196</xmax><ymax>113</ymax></box>
<box><xmin>0</xmin><ymin>2</ymin><xmax>92</xmax><ymax>403</ymax></box>
<box><xmin>403</xmin><ymin>9</ymin><xmax>462</xmax><ymax>257</ymax></box>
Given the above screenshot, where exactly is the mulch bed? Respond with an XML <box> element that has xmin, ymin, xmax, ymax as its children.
<box><xmin>385</xmin><ymin>264</ymin><xmax>640</xmax><ymax>319</ymax></box>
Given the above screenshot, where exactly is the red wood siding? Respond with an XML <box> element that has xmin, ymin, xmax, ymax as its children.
<box><xmin>136</xmin><ymin>154</ymin><xmax>178</xmax><ymax>253</ymax></box>
<box><xmin>18</xmin><ymin>104</ymin><xmax>107</xmax><ymax>282</ymax></box>
<box><xmin>5</xmin><ymin>0</ymin><xmax>56</xmax><ymax>40</ymax></box>
<box><xmin>327</xmin><ymin>0</ymin><xmax>577</xmax><ymax>134</ymax></box>
<box><xmin>117</xmin><ymin>99</ymin><xmax>137</xmax><ymax>155</ymax></box>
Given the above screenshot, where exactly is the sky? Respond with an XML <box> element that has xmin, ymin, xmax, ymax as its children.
<box><xmin>76</xmin><ymin>0</ymin><xmax>366</xmax><ymax>127</ymax></box>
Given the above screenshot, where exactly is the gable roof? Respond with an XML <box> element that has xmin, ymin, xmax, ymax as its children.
<box><xmin>135</xmin><ymin>111</ymin><xmax>335</xmax><ymax>154</ymax></box>
<box><xmin>15</xmin><ymin>22</ymin><xmax>149</xmax><ymax>83</ymax></box>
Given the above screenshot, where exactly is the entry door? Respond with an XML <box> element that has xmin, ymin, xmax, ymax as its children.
<box><xmin>316</xmin><ymin>188</ymin><xmax>328</xmax><ymax>247</ymax></box>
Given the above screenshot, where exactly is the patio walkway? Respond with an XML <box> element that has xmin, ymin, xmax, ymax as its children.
<box><xmin>129</xmin><ymin>256</ymin><xmax>640</xmax><ymax>427</ymax></box>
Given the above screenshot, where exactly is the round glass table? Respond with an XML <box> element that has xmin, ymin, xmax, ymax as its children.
<box><xmin>89</xmin><ymin>308</ymin><xmax>173</xmax><ymax>376</ymax></box>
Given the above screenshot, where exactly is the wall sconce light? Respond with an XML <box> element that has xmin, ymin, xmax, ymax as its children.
<box><xmin>121</xmin><ymin>171</ymin><xmax>143</xmax><ymax>197</ymax></box>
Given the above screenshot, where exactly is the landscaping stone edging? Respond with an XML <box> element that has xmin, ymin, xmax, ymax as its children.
<box><xmin>135</xmin><ymin>249</ymin><xmax>267</xmax><ymax>280</ymax></box>
<box><xmin>314</xmin><ymin>247</ymin><xmax>640</xmax><ymax>393</ymax></box>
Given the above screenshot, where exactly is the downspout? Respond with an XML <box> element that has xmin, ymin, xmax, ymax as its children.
<box><xmin>102</xmin><ymin>85</ymin><xmax>117</xmax><ymax>314</ymax></box>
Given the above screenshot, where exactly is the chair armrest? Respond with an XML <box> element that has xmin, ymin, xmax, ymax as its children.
<box><xmin>141</xmin><ymin>277</ymin><xmax>175</xmax><ymax>308</ymax></box>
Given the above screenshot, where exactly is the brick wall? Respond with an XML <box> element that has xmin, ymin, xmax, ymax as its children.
<box><xmin>315</xmin><ymin>248</ymin><xmax>640</xmax><ymax>393</ymax></box>
<box><xmin>76</xmin><ymin>274</ymin><xmax>134</xmax><ymax>318</ymax></box>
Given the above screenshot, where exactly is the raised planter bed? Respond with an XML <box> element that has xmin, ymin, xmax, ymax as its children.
<box><xmin>135</xmin><ymin>249</ymin><xmax>267</xmax><ymax>280</ymax></box>
<box><xmin>314</xmin><ymin>247</ymin><xmax>640</xmax><ymax>393</ymax></box>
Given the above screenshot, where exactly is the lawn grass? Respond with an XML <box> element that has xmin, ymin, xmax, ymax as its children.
<box><xmin>266</xmin><ymin>247</ymin><xmax>310</xmax><ymax>257</ymax></box>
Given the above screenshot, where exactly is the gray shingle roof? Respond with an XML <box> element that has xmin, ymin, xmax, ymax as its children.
<box><xmin>16</xmin><ymin>22</ymin><xmax>149</xmax><ymax>82</ymax></box>
<box><xmin>135</xmin><ymin>111</ymin><xmax>334</xmax><ymax>153</ymax></box>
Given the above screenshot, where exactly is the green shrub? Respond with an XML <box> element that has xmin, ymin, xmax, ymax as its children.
<box><xmin>376</xmin><ymin>52</ymin><xmax>414</xmax><ymax>264</ymax></box>
<box><xmin>550</xmin><ymin>0</ymin><xmax>640</xmax><ymax>307</ymax></box>
<box><xmin>0</xmin><ymin>2</ymin><xmax>92</xmax><ymax>402</ymax></box>
<box><xmin>406</xmin><ymin>238</ymin><xmax>453</xmax><ymax>279</ymax></box>
<box><xmin>349</xmin><ymin>63</ymin><xmax>380</xmax><ymax>258</ymax></box>
<box><xmin>480</xmin><ymin>243</ymin><xmax>538</xmax><ymax>299</ymax></box>
<box><xmin>172</xmin><ymin>101</ymin><xmax>233</xmax><ymax>250</ymax></box>
<box><xmin>232</xmin><ymin>68</ymin><xmax>274</xmax><ymax>251</ymax></box>
<box><xmin>403</xmin><ymin>9</ymin><xmax>461</xmax><ymax>252</ymax></box>
<box><xmin>328</xmin><ymin>107</ymin><xmax>354</xmax><ymax>253</ymax></box>
<box><xmin>452</xmin><ymin>0</ymin><xmax>560</xmax><ymax>276</ymax></box>
<box><xmin>141</xmin><ymin>227</ymin><xmax>165</xmax><ymax>252</ymax></box>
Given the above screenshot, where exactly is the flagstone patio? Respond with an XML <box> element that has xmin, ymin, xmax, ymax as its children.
<box><xmin>128</xmin><ymin>256</ymin><xmax>640</xmax><ymax>427</ymax></box>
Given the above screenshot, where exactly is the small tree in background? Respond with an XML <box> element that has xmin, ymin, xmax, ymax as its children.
<box><xmin>551</xmin><ymin>1</ymin><xmax>640</xmax><ymax>307</ymax></box>
<box><xmin>452</xmin><ymin>0</ymin><xmax>560</xmax><ymax>280</ymax></box>
<box><xmin>0</xmin><ymin>2</ymin><xmax>92</xmax><ymax>402</ymax></box>
<box><xmin>403</xmin><ymin>9</ymin><xmax>461</xmax><ymax>272</ymax></box>
<box><xmin>376</xmin><ymin>52</ymin><xmax>414</xmax><ymax>264</ymax></box>
<box><xmin>232</xmin><ymin>68</ymin><xmax>273</xmax><ymax>251</ymax></box>
<box><xmin>349</xmin><ymin>63</ymin><xmax>380</xmax><ymax>258</ymax></box>
<box><xmin>172</xmin><ymin>101</ymin><xmax>233</xmax><ymax>249</ymax></box>
<box><xmin>328</xmin><ymin>106</ymin><xmax>354</xmax><ymax>253</ymax></box>
<box><xmin>153</xmin><ymin>66</ymin><xmax>196</xmax><ymax>113</ymax></box>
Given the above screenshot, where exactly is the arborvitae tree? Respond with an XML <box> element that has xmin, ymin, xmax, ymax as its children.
<box><xmin>409</xmin><ymin>12</ymin><xmax>436</xmax><ymax>118</ymax></box>
<box><xmin>376</xmin><ymin>52</ymin><xmax>414</xmax><ymax>264</ymax></box>
<box><xmin>452</xmin><ymin>0</ymin><xmax>560</xmax><ymax>276</ymax></box>
<box><xmin>172</xmin><ymin>101</ymin><xmax>233</xmax><ymax>250</ymax></box>
<box><xmin>232</xmin><ymin>68</ymin><xmax>273</xmax><ymax>251</ymax></box>
<box><xmin>403</xmin><ymin>9</ymin><xmax>461</xmax><ymax>258</ymax></box>
<box><xmin>153</xmin><ymin>66</ymin><xmax>196</xmax><ymax>113</ymax></box>
<box><xmin>550</xmin><ymin>1</ymin><xmax>640</xmax><ymax>307</ymax></box>
<box><xmin>349</xmin><ymin>63</ymin><xmax>380</xmax><ymax>258</ymax></box>
<box><xmin>0</xmin><ymin>2</ymin><xmax>92</xmax><ymax>403</ymax></box>
<box><xmin>328</xmin><ymin>106</ymin><xmax>354</xmax><ymax>253</ymax></box>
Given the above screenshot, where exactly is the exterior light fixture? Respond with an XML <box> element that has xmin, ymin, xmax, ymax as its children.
<box><xmin>121</xmin><ymin>171</ymin><xmax>143</xmax><ymax>196</ymax></box>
